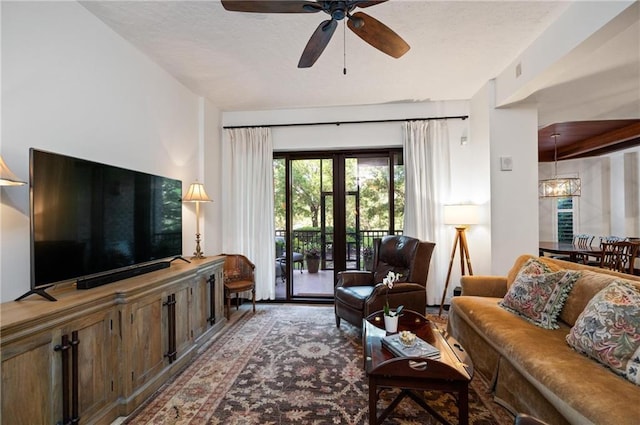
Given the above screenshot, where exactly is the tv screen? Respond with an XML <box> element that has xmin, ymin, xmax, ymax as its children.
<box><xmin>30</xmin><ymin>149</ymin><xmax>183</xmax><ymax>289</ymax></box>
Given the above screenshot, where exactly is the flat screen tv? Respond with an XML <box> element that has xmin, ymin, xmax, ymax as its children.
<box><xmin>27</xmin><ymin>149</ymin><xmax>183</xmax><ymax>298</ymax></box>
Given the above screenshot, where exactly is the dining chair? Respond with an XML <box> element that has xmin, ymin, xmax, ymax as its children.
<box><xmin>599</xmin><ymin>241</ymin><xmax>639</xmax><ymax>274</ymax></box>
<box><xmin>582</xmin><ymin>236</ymin><xmax>623</xmax><ymax>267</ymax></box>
<box><xmin>599</xmin><ymin>235</ymin><xmax>624</xmax><ymax>244</ymax></box>
<box><xmin>571</xmin><ymin>234</ymin><xmax>594</xmax><ymax>263</ymax></box>
<box><xmin>574</xmin><ymin>234</ymin><xmax>594</xmax><ymax>247</ymax></box>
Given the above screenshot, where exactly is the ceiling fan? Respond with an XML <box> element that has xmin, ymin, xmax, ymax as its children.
<box><xmin>221</xmin><ymin>0</ymin><xmax>410</xmax><ymax>68</ymax></box>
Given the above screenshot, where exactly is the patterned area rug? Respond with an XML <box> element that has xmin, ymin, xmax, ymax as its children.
<box><xmin>125</xmin><ymin>305</ymin><xmax>513</xmax><ymax>425</ymax></box>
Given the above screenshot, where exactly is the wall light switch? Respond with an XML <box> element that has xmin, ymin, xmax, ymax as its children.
<box><xmin>500</xmin><ymin>156</ymin><xmax>513</xmax><ymax>171</ymax></box>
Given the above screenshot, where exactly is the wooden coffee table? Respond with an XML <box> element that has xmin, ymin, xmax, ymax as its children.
<box><xmin>363</xmin><ymin>310</ymin><xmax>474</xmax><ymax>425</ymax></box>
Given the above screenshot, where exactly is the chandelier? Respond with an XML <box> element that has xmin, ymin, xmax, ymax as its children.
<box><xmin>539</xmin><ymin>133</ymin><xmax>581</xmax><ymax>198</ymax></box>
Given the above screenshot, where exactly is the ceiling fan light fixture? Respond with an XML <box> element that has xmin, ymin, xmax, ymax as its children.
<box><xmin>539</xmin><ymin>133</ymin><xmax>581</xmax><ymax>198</ymax></box>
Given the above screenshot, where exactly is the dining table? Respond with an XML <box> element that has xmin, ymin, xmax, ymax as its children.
<box><xmin>538</xmin><ymin>241</ymin><xmax>603</xmax><ymax>263</ymax></box>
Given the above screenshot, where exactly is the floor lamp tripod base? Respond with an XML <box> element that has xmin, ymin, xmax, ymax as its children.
<box><xmin>439</xmin><ymin>226</ymin><xmax>473</xmax><ymax>317</ymax></box>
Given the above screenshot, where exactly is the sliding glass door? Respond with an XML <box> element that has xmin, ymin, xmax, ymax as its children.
<box><xmin>273</xmin><ymin>149</ymin><xmax>403</xmax><ymax>301</ymax></box>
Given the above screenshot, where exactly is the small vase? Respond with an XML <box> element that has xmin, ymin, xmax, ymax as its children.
<box><xmin>384</xmin><ymin>314</ymin><xmax>399</xmax><ymax>333</ymax></box>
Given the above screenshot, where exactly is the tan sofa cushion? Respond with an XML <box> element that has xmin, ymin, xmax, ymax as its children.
<box><xmin>560</xmin><ymin>270</ymin><xmax>618</xmax><ymax>325</ymax></box>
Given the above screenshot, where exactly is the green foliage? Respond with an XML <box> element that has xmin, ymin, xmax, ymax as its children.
<box><xmin>161</xmin><ymin>179</ymin><xmax>182</xmax><ymax>231</ymax></box>
<box><xmin>304</xmin><ymin>246</ymin><xmax>321</xmax><ymax>259</ymax></box>
<box><xmin>358</xmin><ymin>165</ymin><xmax>390</xmax><ymax>230</ymax></box>
<box><xmin>273</xmin><ymin>154</ymin><xmax>405</xmax><ymax>234</ymax></box>
<box><xmin>292</xmin><ymin>159</ymin><xmax>322</xmax><ymax>228</ymax></box>
<box><xmin>273</xmin><ymin>158</ymin><xmax>286</xmax><ymax>229</ymax></box>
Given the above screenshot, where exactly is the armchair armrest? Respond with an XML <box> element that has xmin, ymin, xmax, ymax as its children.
<box><xmin>460</xmin><ymin>275</ymin><xmax>508</xmax><ymax>298</ymax></box>
<box><xmin>364</xmin><ymin>282</ymin><xmax>426</xmax><ymax>315</ymax></box>
<box><xmin>336</xmin><ymin>270</ymin><xmax>374</xmax><ymax>288</ymax></box>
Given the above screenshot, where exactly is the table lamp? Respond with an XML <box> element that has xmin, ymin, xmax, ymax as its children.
<box><xmin>0</xmin><ymin>155</ymin><xmax>26</xmax><ymax>186</ymax></box>
<box><xmin>183</xmin><ymin>181</ymin><xmax>212</xmax><ymax>259</ymax></box>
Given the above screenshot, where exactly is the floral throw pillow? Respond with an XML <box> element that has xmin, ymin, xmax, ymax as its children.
<box><xmin>566</xmin><ymin>280</ymin><xmax>640</xmax><ymax>385</ymax></box>
<box><xmin>499</xmin><ymin>269</ymin><xmax>580</xmax><ymax>329</ymax></box>
<box><xmin>513</xmin><ymin>258</ymin><xmax>553</xmax><ymax>280</ymax></box>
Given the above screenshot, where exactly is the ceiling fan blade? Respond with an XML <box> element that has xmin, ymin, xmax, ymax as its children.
<box><xmin>354</xmin><ymin>1</ymin><xmax>389</xmax><ymax>8</ymax></box>
<box><xmin>347</xmin><ymin>11</ymin><xmax>409</xmax><ymax>58</ymax></box>
<box><xmin>221</xmin><ymin>0</ymin><xmax>320</xmax><ymax>13</ymax></box>
<box><xmin>298</xmin><ymin>20</ymin><xmax>338</xmax><ymax>68</ymax></box>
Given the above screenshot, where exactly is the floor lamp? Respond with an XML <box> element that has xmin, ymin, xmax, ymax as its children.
<box><xmin>183</xmin><ymin>181</ymin><xmax>212</xmax><ymax>259</ymax></box>
<box><xmin>439</xmin><ymin>204</ymin><xmax>479</xmax><ymax>316</ymax></box>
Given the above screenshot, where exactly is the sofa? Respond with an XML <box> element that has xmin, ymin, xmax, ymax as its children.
<box><xmin>447</xmin><ymin>254</ymin><xmax>640</xmax><ymax>425</ymax></box>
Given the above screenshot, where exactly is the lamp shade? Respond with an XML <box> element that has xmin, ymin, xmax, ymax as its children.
<box><xmin>539</xmin><ymin>177</ymin><xmax>581</xmax><ymax>198</ymax></box>
<box><xmin>444</xmin><ymin>204</ymin><xmax>479</xmax><ymax>226</ymax></box>
<box><xmin>183</xmin><ymin>182</ymin><xmax>212</xmax><ymax>202</ymax></box>
<box><xmin>0</xmin><ymin>155</ymin><xmax>26</xmax><ymax>186</ymax></box>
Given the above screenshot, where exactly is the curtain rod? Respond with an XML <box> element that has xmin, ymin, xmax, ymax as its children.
<box><xmin>222</xmin><ymin>115</ymin><xmax>468</xmax><ymax>130</ymax></box>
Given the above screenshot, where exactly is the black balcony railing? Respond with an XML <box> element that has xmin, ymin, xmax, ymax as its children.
<box><xmin>275</xmin><ymin>229</ymin><xmax>402</xmax><ymax>270</ymax></box>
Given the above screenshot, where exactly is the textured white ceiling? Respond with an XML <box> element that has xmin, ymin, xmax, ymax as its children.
<box><xmin>81</xmin><ymin>0</ymin><xmax>569</xmax><ymax>112</ymax></box>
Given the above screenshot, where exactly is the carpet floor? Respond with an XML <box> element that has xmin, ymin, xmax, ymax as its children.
<box><xmin>124</xmin><ymin>305</ymin><xmax>513</xmax><ymax>425</ymax></box>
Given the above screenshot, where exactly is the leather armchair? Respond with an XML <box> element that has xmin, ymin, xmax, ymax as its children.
<box><xmin>334</xmin><ymin>235</ymin><xmax>435</xmax><ymax>329</ymax></box>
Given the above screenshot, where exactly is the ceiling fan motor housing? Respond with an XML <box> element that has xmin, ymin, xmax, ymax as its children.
<box><xmin>328</xmin><ymin>1</ymin><xmax>350</xmax><ymax>21</ymax></box>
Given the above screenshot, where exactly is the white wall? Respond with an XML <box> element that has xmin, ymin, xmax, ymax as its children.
<box><xmin>203</xmin><ymin>99</ymin><xmax>223</xmax><ymax>256</ymax></box>
<box><xmin>472</xmin><ymin>80</ymin><xmax>540</xmax><ymax>276</ymax></box>
<box><xmin>223</xmin><ymin>101</ymin><xmax>469</xmax><ymax>149</ymax></box>
<box><xmin>223</xmin><ymin>100</ymin><xmax>495</xmax><ymax>303</ymax></box>
<box><xmin>494</xmin><ymin>0</ymin><xmax>636</xmax><ymax>110</ymax></box>
<box><xmin>538</xmin><ymin>146</ymin><xmax>640</xmax><ymax>241</ymax></box>
<box><xmin>489</xmin><ymin>101</ymin><xmax>540</xmax><ymax>274</ymax></box>
<box><xmin>0</xmin><ymin>2</ymin><xmax>204</xmax><ymax>302</ymax></box>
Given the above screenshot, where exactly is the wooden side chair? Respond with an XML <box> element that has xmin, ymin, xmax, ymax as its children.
<box><xmin>223</xmin><ymin>254</ymin><xmax>256</xmax><ymax>320</ymax></box>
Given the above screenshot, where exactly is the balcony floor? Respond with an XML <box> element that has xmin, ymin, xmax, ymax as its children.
<box><xmin>275</xmin><ymin>268</ymin><xmax>335</xmax><ymax>299</ymax></box>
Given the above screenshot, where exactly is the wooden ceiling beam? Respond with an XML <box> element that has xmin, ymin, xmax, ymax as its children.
<box><xmin>557</xmin><ymin>122</ymin><xmax>640</xmax><ymax>160</ymax></box>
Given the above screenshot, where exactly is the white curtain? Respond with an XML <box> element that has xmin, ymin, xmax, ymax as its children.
<box><xmin>222</xmin><ymin>127</ymin><xmax>276</xmax><ymax>300</ymax></box>
<box><xmin>403</xmin><ymin>120</ymin><xmax>451</xmax><ymax>305</ymax></box>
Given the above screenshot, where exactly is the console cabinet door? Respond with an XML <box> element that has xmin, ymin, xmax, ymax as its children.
<box><xmin>1</xmin><ymin>329</ymin><xmax>61</xmax><ymax>425</ymax></box>
<box><xmin>128</xmin><ymin>292</ymin><xmax>165</xmax><ymax>392</ymax></box>
<box><xmin>192</xmin><ymin>265</ymin><xmax>216</xmax><ymax>341</ymax></box>
<box><xmin>0</xmin><ymin>307</ymin><xmax>117</xmax><ymax>425</ymax></box>
<box><xmin>66</xmin><ymin>307</ymin><xmax>118</xmax><ymax>423</ymax></box>
<box><xmin>213</xmin><ymin>263</ymin><xmax>225</xmax><ymax>324</ymax></box>
<box><xmin>126</xmin><ymin>277</ymin><xmax>192</xmax><ymax>395</ymax></box>
<box><xmin>173</xmin><ymin>281</ymin><xmax>192</xmax><ymax>360</ymax></box>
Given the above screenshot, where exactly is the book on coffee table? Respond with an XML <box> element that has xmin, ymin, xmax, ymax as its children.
<box><xmin>382</xmin><ymin>333</ymin><xmax>440</xmax><ymax>360</ymax></box>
